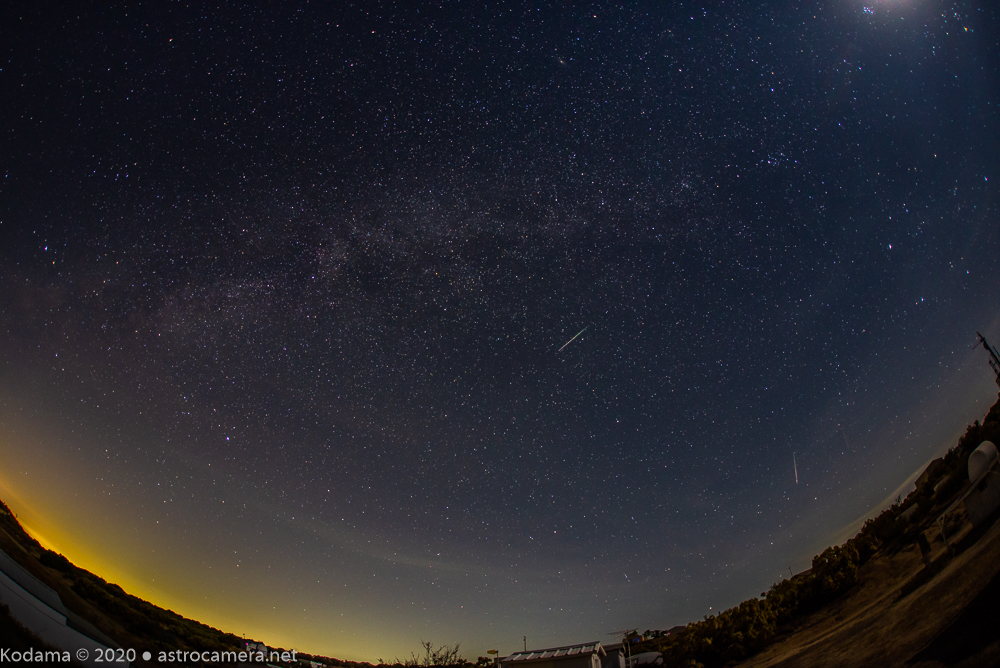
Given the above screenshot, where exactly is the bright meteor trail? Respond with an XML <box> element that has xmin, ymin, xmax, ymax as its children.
<box><xmin>558</xmin><ymin>326</ymin><xmax>589</xmax><ymax>352</ymax></box>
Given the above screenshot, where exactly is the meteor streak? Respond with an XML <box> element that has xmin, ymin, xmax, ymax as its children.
<box><xmin>793</xmin><ymin>452</ymin><xmax>799</xmax><ymax>484</ymax></box>
<box><xmin>558</xmin><ymin>326</ymin><xmax>589</xmax><ymax>352</ymax></box>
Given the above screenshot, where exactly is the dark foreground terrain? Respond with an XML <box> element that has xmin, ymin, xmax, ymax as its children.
<box><xmin>3</xmin><ymin>400</ymin><xmax>1000</xmax><ymax>667</ymax></box>
<box><xmin>729</xmin><ymin>507</ymin><xmax>1000</xmax><ymax>668</ymax></box>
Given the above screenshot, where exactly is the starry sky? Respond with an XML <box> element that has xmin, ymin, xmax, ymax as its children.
<box><xmin>1</xmin><ymin>0</ymin><xmax>999</xmax><ymax>661</ymax></box>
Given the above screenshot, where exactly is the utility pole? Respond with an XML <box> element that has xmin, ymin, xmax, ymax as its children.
<box><xmin>523</xmin><ymin>637</ymin><xmax>526</xmax><ymax>652</ymax></box>
<box><xmin>978</xmin><ymin>332</ymin><xmax>1000</xmax><ymax>388</ymax></box>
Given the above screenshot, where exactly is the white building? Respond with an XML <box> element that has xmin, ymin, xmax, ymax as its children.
<box><xmin>0</xmin><ymin>547</ymin><xmax>127</xmax><ymax>666</ymax></box>
<box><xmin>965</xmin><ymin>441</ymin><xmax>1000</xmax><ymax>526</ymax></box>
<box><xmin>503</xmin><ymin>642</ymin><xmax>608</xmax><ymax>668</ymax></box>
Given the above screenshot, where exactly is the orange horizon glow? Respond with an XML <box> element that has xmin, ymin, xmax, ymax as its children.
<box><xmin>0</xmin><ymin>456</ymin><xmax>387</xmax><ymax>662</ymax></box>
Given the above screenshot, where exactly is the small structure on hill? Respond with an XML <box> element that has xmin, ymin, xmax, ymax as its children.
<box><xmin>503</xmin><ymin>642</ymin><xmax>608</xmax><ymax>668</ymax></box>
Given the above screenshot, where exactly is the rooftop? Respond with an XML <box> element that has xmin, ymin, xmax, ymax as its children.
<box><xmin>504</xmin><ymin>642</ymin><xmax>606</xmax><ymax>663</ymax></box>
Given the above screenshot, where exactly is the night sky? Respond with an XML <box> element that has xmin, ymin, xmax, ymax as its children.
<box><xmin>1</xmin><ymin>1</ymin><xmax>999</xmax><ymax>661</ymax></box>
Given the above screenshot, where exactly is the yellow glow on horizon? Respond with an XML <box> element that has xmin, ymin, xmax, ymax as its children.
<box><xmin>0</xmin><ymin>419</ymin><xmax>175</xmax><ymax>614</ymax></box>
<box><xmin>0</xmin><ymin>477</ymin><xmax>204</xmax><ymax>628</ymax></box>
<box><xmin>0</xmin><ymin>473</ymin><xmax>368</xmax><ymax>660</ymax></box>
<box><xmin>0</xmin><ymin>399</ymin><xmax>448</xmax><ymax>662</ymax></box>
<box><xmin>17</xmin><ymin>520</ymin><xmax>58</xmax><ymax>553</ymax></box>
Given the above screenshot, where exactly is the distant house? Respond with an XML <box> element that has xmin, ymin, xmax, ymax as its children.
<box><xmin>661</xmin><ymin>625</ymin><xmax>687</xmax><ymax>638</ymax></box>
<box><xmin>503</xmin><ymin>642</ymin><xmax>607</xmax><ymax>668</ymax></box>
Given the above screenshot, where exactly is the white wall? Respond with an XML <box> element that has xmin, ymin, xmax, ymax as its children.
<box><xmin>0</xmin><ymin>568</ymin><xmax>128</xmax><ymax>666</ymax></box>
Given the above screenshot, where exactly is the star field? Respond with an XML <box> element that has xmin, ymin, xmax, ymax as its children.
<box><xmin>1</xmin><ymin>1</ymin><xmax>998</xmax><ymax>661</ymax></box>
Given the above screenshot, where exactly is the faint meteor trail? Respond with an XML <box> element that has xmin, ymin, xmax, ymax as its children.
<box><xmin>793</xmin><ymin>452</ymin><xmax>799</xmax><ymax>484</ymax></box>
<box><xmin>558</xmin><ymin>326</ymin><xmax>589</xmax><ymax>352</ymax></box>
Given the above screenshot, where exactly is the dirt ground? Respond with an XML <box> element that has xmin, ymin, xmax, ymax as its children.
<box><xmin>732</xmin><ymin>514</ymin><xmax>1000</xmax><ymax>668</ymax></box>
